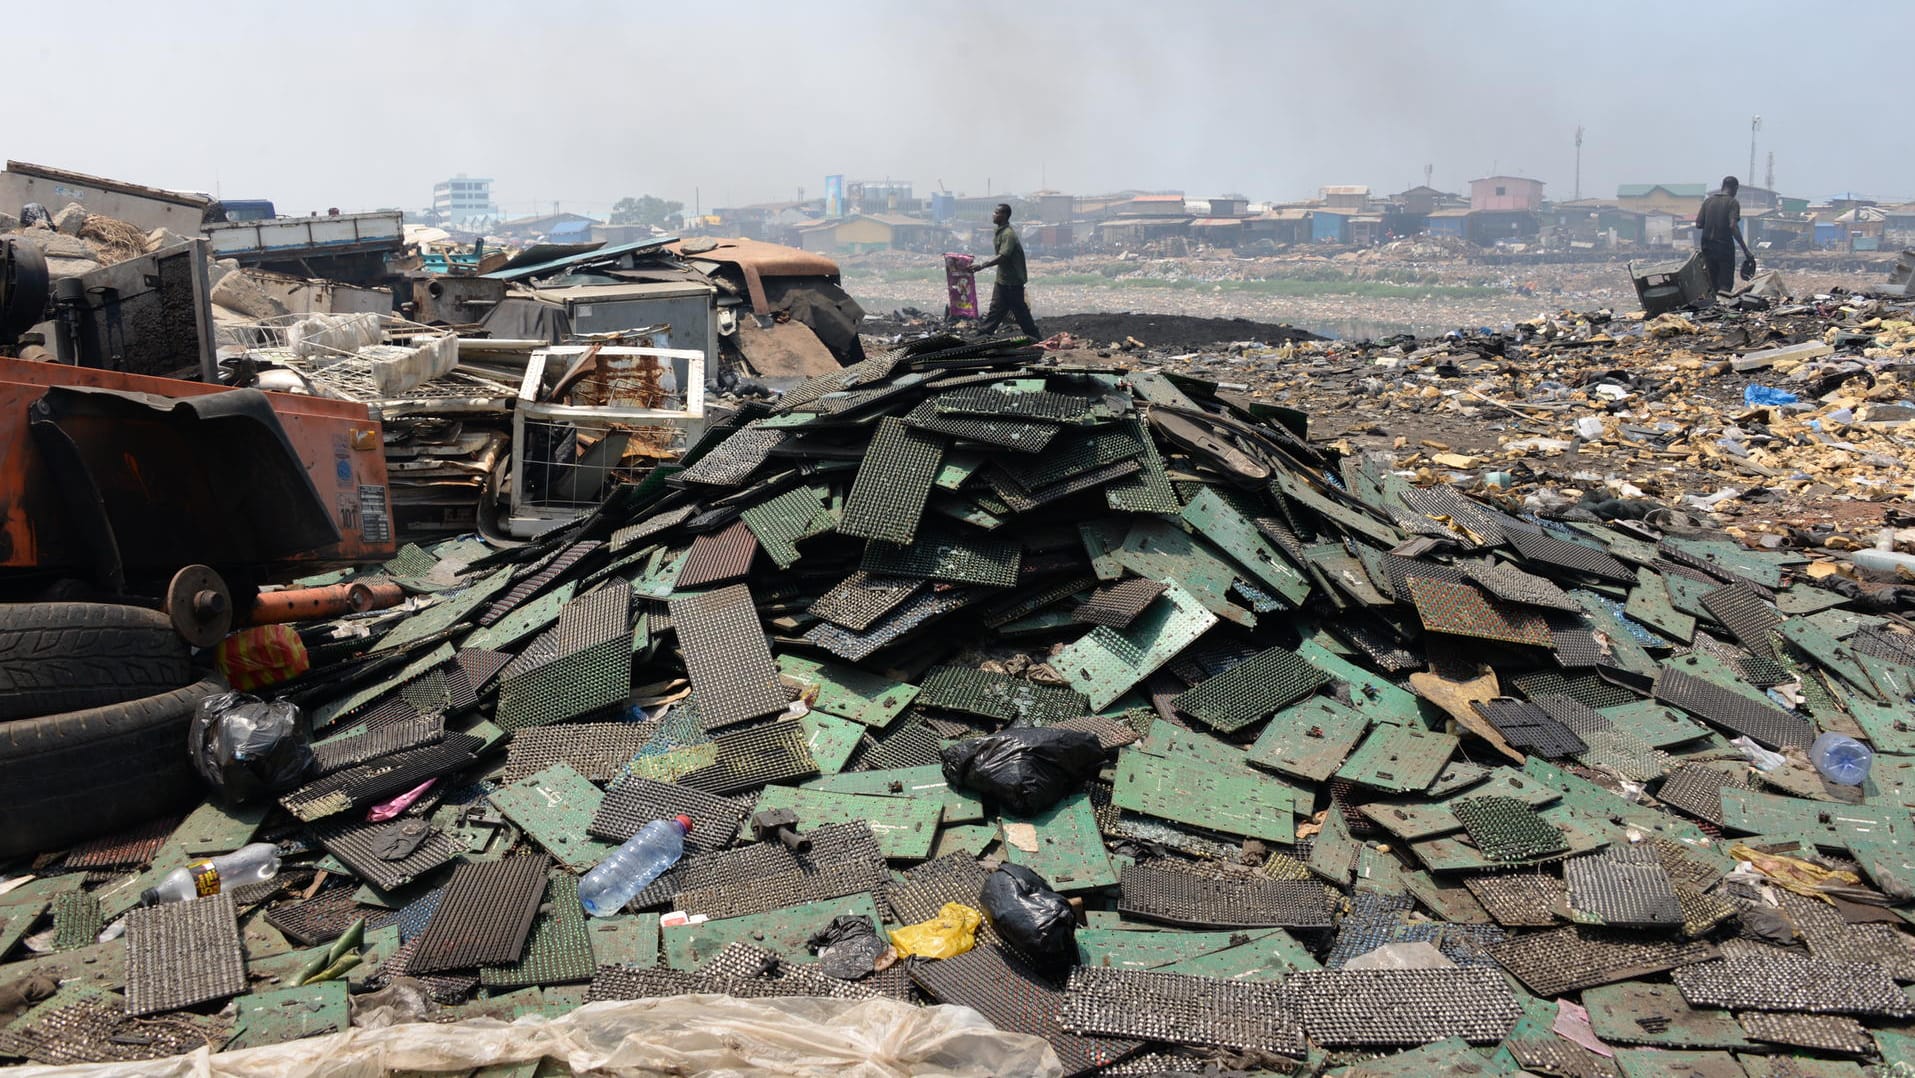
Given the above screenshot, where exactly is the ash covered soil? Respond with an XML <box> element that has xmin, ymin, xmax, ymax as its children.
<box><xmin>859</xmin><ymin>310</ymin><xmax>1321</xmax><ymax>352</ymax></box>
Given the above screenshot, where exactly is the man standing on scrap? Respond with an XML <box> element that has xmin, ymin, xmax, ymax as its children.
<box><xmin>1695</xmin><ymin>176</ymin><xmax>1755</xmax><ymax>296</ymax></box>
<box><xmin>965</xmin><ymin>203</ymin><xmax>1041</xmax><ymax>339</ymax></box>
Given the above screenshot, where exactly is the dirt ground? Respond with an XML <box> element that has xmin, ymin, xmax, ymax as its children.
<box><xmin>861</xmin><ymin>310</ymin><xmax>1322</xmax><ymax>352</ymax></box>
<box><xmin>844</xmin><ymin>249</ymin><xmax>1896</xmax><ymax>340</ymax></box>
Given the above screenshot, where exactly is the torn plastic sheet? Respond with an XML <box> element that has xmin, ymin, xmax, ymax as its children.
<box><xmin>4</xmin><ymin>995</ymin><xmax>1060</xmax><ymax>1078</ymax></box>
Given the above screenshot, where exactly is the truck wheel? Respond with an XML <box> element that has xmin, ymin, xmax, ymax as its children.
<box><xmin>0</xmin><ymin>676</ymin><xmax>221</xmax><ymax>859</ymax></box>
<box><xmin>0</xmin><ymin>602</ymin><xmax>194</xmax><ymax>722</ymax></box>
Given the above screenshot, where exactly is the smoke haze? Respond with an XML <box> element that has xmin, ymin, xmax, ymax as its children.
<box><xmin>9</xmin><ymin>0</ymin><xmax>1904</xmax><ymax>215</ymax></box>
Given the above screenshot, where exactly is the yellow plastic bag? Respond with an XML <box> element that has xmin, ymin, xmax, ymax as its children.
<box><xmin>889</xmin><ymin>902</ymin><xmax>982</xmax><ymax>960</ymax></box>
<box><xmin>1730</xmin><ymin>843</ymin><xmax>1861</xmax><ymax>903</ymax></box>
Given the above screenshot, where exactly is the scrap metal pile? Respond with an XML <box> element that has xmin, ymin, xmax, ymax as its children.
<box><xmin>11</xmin><ymin>332</ymin><xmax>1915</xmax><ymax>1076</ymax></box>
<box><xmin>1163</xmin><ymin>286</ymin><xmax>1915</xmax><ymax>543</ymax></box>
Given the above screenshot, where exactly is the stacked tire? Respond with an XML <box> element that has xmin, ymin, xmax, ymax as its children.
<box><xmin>0</xmin><ymin>603</ymin><xmax>212</xmax><ymax>858</ymax></box>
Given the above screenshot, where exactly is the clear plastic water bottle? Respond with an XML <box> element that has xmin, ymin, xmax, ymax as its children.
<box><xmin>140</xmin><ymin>843</ymin><xmax>280</xmax><ymax>906</ymax></box>
<box><xmin>1810</xmin><ymin>733</ymin><xmax>1874</xmax><ymax>786</ymax></box>
<box><xmin>578</xmin><ymin>815</ymin><xmax>692</xmax><ymax>918</ymax></box>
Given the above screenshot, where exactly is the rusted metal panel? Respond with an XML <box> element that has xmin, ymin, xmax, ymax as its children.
<box><xmin>0</xmin><ymin>359</ymin><xmax>394</xmax><ymax>577</ymax></box>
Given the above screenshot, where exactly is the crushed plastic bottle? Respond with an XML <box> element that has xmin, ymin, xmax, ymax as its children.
<box><xmin>578</xmin><ymin>815</ymin><xmax>692</xmax><ymax>917</ymax></box>
<box><xmin>141</xmin><ymin>843</ymin><xmax>280</xmax><ymax>906</ymax></box>
<box><xmin>1810</xmin><ymin>733</ymin><xmax>1874</xmax><ymax>786</ymax></box>
<box><xmin>1728</xmin><ymin>736</ymin><xmax>1786</xmax><ymax>771</ymax></box>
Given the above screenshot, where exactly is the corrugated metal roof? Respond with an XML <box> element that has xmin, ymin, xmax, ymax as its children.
<box><xmin>484</xmin><ymin>237</ymin><xmax>679</xmax><ymax>280</ymax></box>
<box><xmin>525</xmin><ymin>281</ymin><xmax>715</xmax><ymax>301</ymax></box>
<box><xmin>1618</xmin><ymin>184</ymin><xmax>1707</xmax><ymax>198</ymax></box>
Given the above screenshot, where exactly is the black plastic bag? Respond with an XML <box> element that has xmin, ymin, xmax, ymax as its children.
<box><xmin>806</xmin><ymin>914</ymin><xmax>888</xmax><ymax>980</ymax></box>
<box><xmin>939</xmin><ymin>727</ymin><xmax>1103</xmax><ymax>816</ymax></box>
<box><xmin>188</xmin><ymin>691</ymin><xmax>315</xmax><ymax>806</ymax></box>
<box><xmin>980</xmin><ymin>864</ymin><xmax>1076</xmax><ymax>968</ymax></box>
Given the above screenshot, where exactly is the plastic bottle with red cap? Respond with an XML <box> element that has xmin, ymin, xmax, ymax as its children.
<box><xmin>578</xmin><ymin>814</ymin><xmax>693</xmax><ymax>917</ymax></box>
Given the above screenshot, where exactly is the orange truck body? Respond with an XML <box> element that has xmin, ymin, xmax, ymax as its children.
<box><xmin>0</xmin><ymin>358</ymin><xmax>396</xmax><ymax>575</ymax></box>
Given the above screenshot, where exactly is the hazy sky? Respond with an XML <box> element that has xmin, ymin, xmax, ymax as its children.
<box><xmin>10</xmin><ymin>0</ymin><xmax>1908</xmax><ymax>217</ymax></box>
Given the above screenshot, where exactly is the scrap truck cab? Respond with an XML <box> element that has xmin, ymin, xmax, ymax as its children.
<box><xmin>0</xmin><ymin>234</ymin><xmax>398</xmax><ymax>856</ymax></box>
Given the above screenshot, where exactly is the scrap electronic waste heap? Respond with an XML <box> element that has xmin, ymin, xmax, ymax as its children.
<box><xmin>10</xmin><ymin>330</ymin><xmax>1915</xmax><ymax>1075</ymax></box>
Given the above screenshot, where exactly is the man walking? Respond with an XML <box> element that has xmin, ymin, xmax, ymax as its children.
<box><xmin>965</xmin><ymin>203</ymin><xmax>1041</xmax><ymax>339</ymax></box>
<box><xmin>1695</xmin><ymin>176</ymin><xmax>1755</xmax><ymax>296</ymax></box>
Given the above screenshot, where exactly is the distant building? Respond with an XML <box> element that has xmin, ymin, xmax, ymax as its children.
<box><xmin>1032</xmin><ymin>192</ymin><xmax>1076</xmax><ymax>225</ymax></box>
<box><xmin>1468</xmin><ymin>210</ymin><xmax>1541</xmax><ymax>246</ymax></box>
<box><xmin>1347</xmin><ymin>213</ymin><xmax>1385</xmax><ymax>246</ymax></box>
<box><xmin>1115</xmin><ymin>194</ymin><xmax>1189</xmax><ymax>217</ymax></box>
<box><xmin>1393</xmin><ymin>185</ymin><xmax>1461</xmax><ymax>217</ymax></box>
<box><xmin>1617</xmin><ymin>184</ymin><xmax>1707</xmax><ymax>218</ymax></box>
<box><xmin>1837</xmin><ymin>206</ymin><xmax>1888</xmax><ymax>250</ymax></box>
<box><xmin>1205</xmin><ymin>197</ymin><xmax>1250</xmax><ymax>218</ymax></box>
<box><xmin>711</xmin><ymin>203</ymin><xmax>795</xmax><ymax>241</ymax></box>
<box><xmin>846</xmin><ymin>181</ymin><xmax>915</xmax><ymax>215</ymax></box>
<box><xmin>1543</xmin><ymin>200</ymin><xmax>1646</xmax><ymax>248</ymax></box>
<box><xmin>1312</xmin><ymin>210</ymin><xmax>1352</xmax><ymax>243</ymax></box>
<box><xmin>950</xmin><ymin>195</ymin><xmax>1036</xmax><ymax>224</ymax></box>
<box><xmin>1735</xmin><ymin>186</ymin><xmax>1787</xmax><ymax>213</ymax></box>
<box><xmin>433</xmin><ymin>175</ymin><xmax>497</xmax><ymax>228</ymax></box>
<box><xmin>795</xmin><ymin>213</ymin><xmax>935</xmax><ymax>254</ymax></box>
<box><xmin>1027</xmin><ymin>223</ymin><xmax>1075</xmax><ymax>254</ymax></box>
<box><xmin>1425</xmin><ymin>208</ymin><xmax>1470</xmax><ymax>238</ymax></box>
<box><xmin>1074</xmin><ymin>193</ymin><xmax>1141</xmax><ymax>221</ymax></box>
<box><xmin>1884</xmin><ymin>205</ymin><xmax>1915</xmax><ymax>247</ymax></box>
<box><xmin>1469</xmin><ymin>176</ymin><xmax>1545</xmax><ymax>213</ymax></box>
<box><xmin>1098</xmin><ymin>213</ymin><xmax>1192</xmax><ymax>247</ymax></box>
<box><xmin>1747</xmin><ymin>211</ymin><xmax>1814</xmax><ymax>251</ymax></box>
<box><xmin>1189</xmin><ymin>218</ymin><xmax>1245</xmax><ymax>247</ymax></box>
<box><xmin>1244</xmin><ymin>208</ymin><xmax>1312</xmax><ymax>246</ymax></box>
<box><xmin>1643</xmin><ymin>212</ymin><xmax>1681</xmax><ymax>247</ymax></box>
<box><xmin>495</xmin><ymin>212</ymin><xmax>600</xmax><ymax>242</ymax></box>
<box><xmin>1320</xmin><ymin>185</ymin><xmax>1371</xmax><ymax>211</ymax></box>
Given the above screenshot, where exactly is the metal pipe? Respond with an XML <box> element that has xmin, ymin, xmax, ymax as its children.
<box><xmin>51</xmin><ymin>278</ymin><xmax>86</xmax><ymax>364</ymax></box>
<box><xmin>246</xmin><ymin>580</ymin><xmax>405</xmax><ymax>624</ymax></box>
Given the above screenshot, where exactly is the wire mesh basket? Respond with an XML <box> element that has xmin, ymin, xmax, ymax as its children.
<box><xmin>507</xmin><ymin>345</ymin><xmax>706</xmax><ymax>537</ymax></box>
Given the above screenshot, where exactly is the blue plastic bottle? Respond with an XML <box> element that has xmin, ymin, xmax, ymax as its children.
<box><xmin>1810</xmin><ymin>733</ymin><xmax>1873</xmax><ymax>786</ymax></box>
<box><xmin>578</xmin><ymin>814</ymin><xmax>692</xmax><ymax>917</ymax></box>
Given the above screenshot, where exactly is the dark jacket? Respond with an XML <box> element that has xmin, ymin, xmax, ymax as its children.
<box><xmin>1696</xmin><ymin>193</ymin><xmax>1741</xmax><ymax>246</ymax></box>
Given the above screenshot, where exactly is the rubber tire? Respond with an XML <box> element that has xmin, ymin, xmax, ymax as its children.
<box><xmin>0</xmin><ymin>602</ymin><xmax>194</xmax><ymax>722</ymax></box>
<box><xmin>0</xmin><ymin>675</ymin><xmax>221</xmax><ymax>859</ymax></box>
